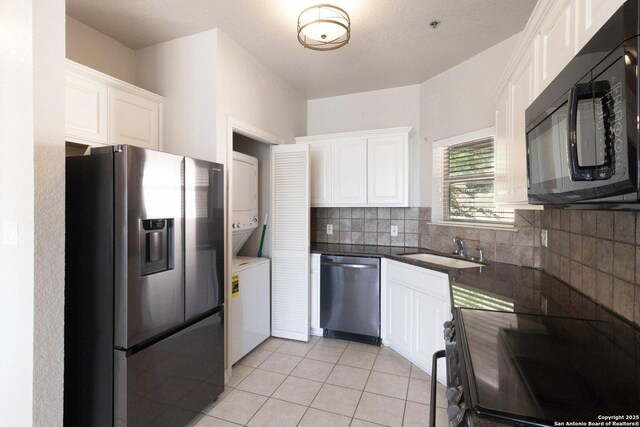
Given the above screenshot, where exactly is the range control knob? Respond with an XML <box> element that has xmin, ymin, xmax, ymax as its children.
<box><xmin>253</xmin><ymin>215</ymin><xmax>258</xmax><ymax>222</ymax></box>
<box><xmin>446</xmin><ymin>387</ymin><xmax>458</xmax><ymax>401</ymax></box>
<box><xmin>232</xmin><ymin>223</ymin><xmax>236</xmax><ymax>229</ymax></box>
<box><xmin>447</xmin><ymin>404</ymin><xmax>461</xmax><ymax>421</ymax></box>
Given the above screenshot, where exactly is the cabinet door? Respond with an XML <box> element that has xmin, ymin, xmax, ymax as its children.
<box><xmin>271</xmin><ymin>143</ymin><xmax>310</xmax><ymax>341</ymax></box>
<box><xmin>367</xmin><ymin>134</ymin><xmax>408</xmax><ymax>206</ymax></box>
<box><xmin>508</xmin><ymin>43</ymin><xmax>536</xmax><ymax>204</ymax></box>
<box><xmin>332</xmin><ymin>138</ymin><xmax>367</xmax><ymax>206</ymax></box>
<box><xmin>386</xmin><ymin>281</ymin><xmax>412</xmax><ymax>356</ymax></box>
<box><xmin>494</xmin><ymin>89</ymin><xmax>510</xmax><ymax>205</ymax></box>
<box><xmin>413</xmin><ymin>293</ymin><xmax>448</xmax><ymax>384</ymax></box>
<box><xmin>309</xmin><ymin>254</ymin><xmax>322</xmax><ymax>334</ymax></box>
<box><xmin>65</xmin><ymin>73</ymin><xmax>108</xmax><ymax>145</ymax></box>
<box><xmin>309</xmin><ymin>141</ymin><xmax>333</xmax><ymax>207</ymax></box>
<box><xmin>109</xmin><ymin>88</ymin><xmax>160</xmax><ymax>150</ymax></box>
<box><xmin>538</xmin><ymin>0</ymin><xmax>574</xmax><ymax>91</ymax></box>
<box><xmin>575</xmin><ymin>0</ymin><xmax>624</xmax><ymax>53</ymax></box>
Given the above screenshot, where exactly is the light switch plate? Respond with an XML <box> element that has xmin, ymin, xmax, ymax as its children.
<box><xmin>541</xmin><ymin>229</ymin><xmax>548</xmax><ymax>247</ymax></box>
<box><xmin>326</xmin><ymin>224</ymin><xmax>333</xmax><ymax>235</ymax></box>
<box><xmin>3</xmin><ymin>222</ymin><xmax>18</xmax><ymax>246</ymax></box>
<box><xmin>390</xmin><ymin>225</ymin><xmax>398</xmax><ymax>237</ymax></box>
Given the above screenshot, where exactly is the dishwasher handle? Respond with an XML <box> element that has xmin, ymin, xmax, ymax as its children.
<box><xmin>321</xmin><ymin>261</ymin><xmax>378</xmax><ymax>269</ymax></box>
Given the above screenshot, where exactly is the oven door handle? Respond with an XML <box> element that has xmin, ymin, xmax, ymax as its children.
<box><xmin>429</xmin><ymin>350</ymin><xmax>446</xmax><ymax>427</ymax></box>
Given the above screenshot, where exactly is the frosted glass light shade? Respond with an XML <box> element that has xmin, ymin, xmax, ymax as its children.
<box><xmin>297</xmin><ymin>4</ymin><xmax>350</xmax><ymax>51</ymax></box>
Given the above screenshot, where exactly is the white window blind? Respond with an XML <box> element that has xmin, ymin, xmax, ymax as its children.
<box><xmin>434</xmin><ymin>134</ymin><xmax>513</xmax><ymax>225</ymax></box>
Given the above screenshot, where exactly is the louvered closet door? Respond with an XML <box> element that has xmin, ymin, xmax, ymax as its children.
<box><xmin>271</xmin><ymin>144</ymin><xmax>310</xmax><ymax>341</ymax></box>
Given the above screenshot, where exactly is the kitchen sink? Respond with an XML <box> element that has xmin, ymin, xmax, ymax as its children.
<box><xmin>401</xmin><ymin>253</ymin><xmax>483</xmax><ymax>268</ymax></box>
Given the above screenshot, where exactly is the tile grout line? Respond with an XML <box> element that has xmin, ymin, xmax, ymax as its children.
<box><xmin>217</xmin><ymin>336</ymin><xmax>432</xmax><ymax>427</ymax></box>
<box><xmin>245</xmin><ymin>339</ymin><xmax>316</xmax><ymax>426</ymax></box>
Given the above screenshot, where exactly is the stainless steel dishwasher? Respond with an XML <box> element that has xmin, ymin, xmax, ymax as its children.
<box><xmin>320</xmin><ymin>255</ymin><xmax>381</xmax><ymax>345</ymax></box>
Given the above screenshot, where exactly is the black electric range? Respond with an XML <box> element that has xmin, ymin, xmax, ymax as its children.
<box><xmin>441</xmin><ymin>308</ymin><xmax>640</xmax><ymax>426</ymax></box>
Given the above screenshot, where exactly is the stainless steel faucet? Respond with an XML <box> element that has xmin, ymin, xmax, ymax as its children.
<box><xmin>452</xmin><ymin>236</ymin><xmax>466</xmax><ymax>257</ymax></box>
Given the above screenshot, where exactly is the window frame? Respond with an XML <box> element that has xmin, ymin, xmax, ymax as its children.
<box><xmin>431</xmin><ymin>127</ymin><xmax>514</xmax><ymax>229</ymax></box>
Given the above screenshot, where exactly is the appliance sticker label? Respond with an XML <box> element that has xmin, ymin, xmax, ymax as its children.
<box><xmin>232</xmin><ymin>274</ymin><xmax>239</xmax><ymax>298</ymax></box>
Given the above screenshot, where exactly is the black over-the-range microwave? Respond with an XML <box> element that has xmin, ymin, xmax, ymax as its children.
<box><xmin>525</xmin><ymin>0</ymin><xmax>640</xmax><ymax>205</ymax></box>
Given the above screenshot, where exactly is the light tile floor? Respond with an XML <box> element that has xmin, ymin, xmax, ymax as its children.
<box><xmin>194</xmin><ymin>336</ymin><xmax>448</xmax><ymax>427</ymax></box>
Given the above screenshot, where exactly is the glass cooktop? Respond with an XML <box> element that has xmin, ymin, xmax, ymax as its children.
<box><xmin>457</xmin><ymin>309</ymin><xmax>640</xmax><ymax>424</ymax></box>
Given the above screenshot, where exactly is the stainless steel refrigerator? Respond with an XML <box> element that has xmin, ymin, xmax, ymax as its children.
<box><xmin>64</xmin><ymin>145</ymin><xmax>224</xmax><ymax>426</ymax></box>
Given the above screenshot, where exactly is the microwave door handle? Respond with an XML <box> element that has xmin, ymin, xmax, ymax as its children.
<box><xmin>567</xmin><ymin>81</ymin><xmax>615</xmax><ymax>181</ymax></box>
<box><xmin>593</xmin><ymin>80</ymin><xmax>615</xmax><ymax>177</ymax></box>
<box><xmin>567</xmin><ymin>83</ymin><xmax>591</xmax><ymax>181</ymax></box>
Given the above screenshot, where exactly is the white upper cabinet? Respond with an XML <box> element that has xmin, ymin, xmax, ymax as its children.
<box><xmin>297</xmin><ymin>127</ymin><xmax>412</xmax><ymax>207</ymax></box>
<box><xmin>494</xmin><ymin>89</ymin><xmax>510</xmax><ymax>205</ymax></box>
<box><xmin>332</xmin><ymin>138</ymin><xmax>368</xmax><ymax>206</ymax></box>
<box><xmin>66</xmin><ymin>60</ymin><xmax>163</xmax><ymax>150</ymax></box>
<box><xmin>367</xmin><ymin>133</ymin><xmax>408</xmax><ymax>206</ymax></box>
<box><xmin>509</xmin><ymin>43</ymin><xmax>536</xmax><ymax>204</ymax></box>
<box><xmin>65</xmin><ymin>72</ymin><xmax>108</xmax><ymax>145</ymax></box>
<box><xmin>574</xmin><ymin>0</ymin><xmax>625</xmax><ymax>52</ymax></box>
<box><xmin>309</xmin><ymin>141</ymin><xmax>333</xmax><ymax>207</ymax></box>
<box><xmin>538</xmin><ymin>0</ymin><xmax>574</xmax><ymax>91</ymax></box>
<box><xmin>493</xmin><ymin>0</ymin><xmax>622</xmax><ymax>207</ymax></box>
<box><xmin>109</xmin><ymin>88</ymin><xmax>160</xmax><ymax>150</ymax></box>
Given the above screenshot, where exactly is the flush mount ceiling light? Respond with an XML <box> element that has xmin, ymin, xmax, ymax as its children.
<box><xmin>297</xmin><ymin>4</ymin><xmax>351</xmax><ymax>51</ymax></box>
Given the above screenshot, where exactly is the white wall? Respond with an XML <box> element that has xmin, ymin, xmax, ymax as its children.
<box><xmin>0</xmin><ymin>0</ymin><xmax>66</xmax><ymax>425</ymax></box>
<box><xmin>135</xmin><ymin>30</ymin><xmax>218</xmax><ymax>161</ymax></box>
<box><xmin>420</xmin><ymin>33</ymin><xmax>519</xmax><ymax>142</ymax></box>
<box><xmin>216</xmin><ymin>29</ymin><xmax>307</xmax><ymax>162</ymax></box>
<box><xmin>307</xmin><ymin>85</ymin><xmax>421</xmax><ymax>136</ymax></box>
<box><xmin>419</xmin><ymin>33</ymin><xmax>519</xmax><ymax>205</ymax></box>
<box><xmin>66</xmin><ymin>16</ymin><xmax>136</xmax><ymax>84</ymax></box>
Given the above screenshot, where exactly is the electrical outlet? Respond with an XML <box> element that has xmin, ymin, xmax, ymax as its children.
<box><xmin>390</xmin><ymin>225</ymin><xmax>398</xmax><ymax>237</ymax></box>
<box><xmin>326</xmin><ymin>224</ymin><xmax>333</xmax><ymax>235</ymax></box>
<box><xmin>541</xmin><ymin>229</ymin><xmax>548</xmax><ymax>247</ymax></box>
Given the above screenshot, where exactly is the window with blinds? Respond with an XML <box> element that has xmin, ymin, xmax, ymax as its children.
<box><xmin>442</xmin><ymin>137</ymin><xmax>513</xmax><ymax>224</ymax></box>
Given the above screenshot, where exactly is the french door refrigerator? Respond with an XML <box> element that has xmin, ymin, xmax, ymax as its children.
<box><xmin>64</xmin><ymin>145</ymin><xmax>224</xmax><ymax>426</ymax></box>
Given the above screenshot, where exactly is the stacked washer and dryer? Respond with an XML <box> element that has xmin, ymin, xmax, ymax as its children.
<box><xmin>230</xmin><ymin>151</ymin><xmax>271</xmax><ymax>365</ymax></box>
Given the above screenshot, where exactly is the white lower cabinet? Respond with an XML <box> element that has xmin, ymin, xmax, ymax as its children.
<box><xmin>386</xmin><ymin>281</ymin><xmax>413</xmax><ymax>356</ymax></box>
<box><xmin>382</xmin><ymin>259</ymin><xmax>449</xmax><ymax>384</ymax></box>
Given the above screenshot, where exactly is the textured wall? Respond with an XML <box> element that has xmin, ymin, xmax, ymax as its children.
<box><xmin>34</xmin><ymin>0</ymin><xmax>66</xmax><ymax>424</ymax></box>
<box><xmin>0</xmin><ymin>1</ymin><xmax>36</xmax><ymax>423</ymax></box>
<box><xmin>0</xmin><ymin>0</ymin><xmax>65</xmax><ymax>425</ymax></box>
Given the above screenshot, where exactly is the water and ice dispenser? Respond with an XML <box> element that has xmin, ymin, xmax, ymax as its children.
<box><xmin>140</xmin><ymin>218</ymin><xmax>174</xmax><ymax>275</ymax></box>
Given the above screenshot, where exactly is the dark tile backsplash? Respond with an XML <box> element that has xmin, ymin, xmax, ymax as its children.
<box><xmin>310</xmin><ymin>207</ymin><xmax>640</xmax><ymax>326</ymax></box>
<box><xmin>311</xmin><ymin>207</ymin><xmax>540</xmax><ymax>267</ymax></box>
<box><xmin>540</xmin><ymin>209</ymin><xmax>640</xmax><ymax>325</ymax></box>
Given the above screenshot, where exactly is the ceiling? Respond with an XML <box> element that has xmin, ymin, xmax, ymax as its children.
<box><xmin>66</xmin><ymin>0</ymin><xmax>537</xmax><ymax>99</ymax></box>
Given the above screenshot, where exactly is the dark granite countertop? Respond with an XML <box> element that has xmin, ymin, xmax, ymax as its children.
<box><xmin>310</xmin><ymin>242</ymin><xmax>632</xmax><ymax>327</ymax></box>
